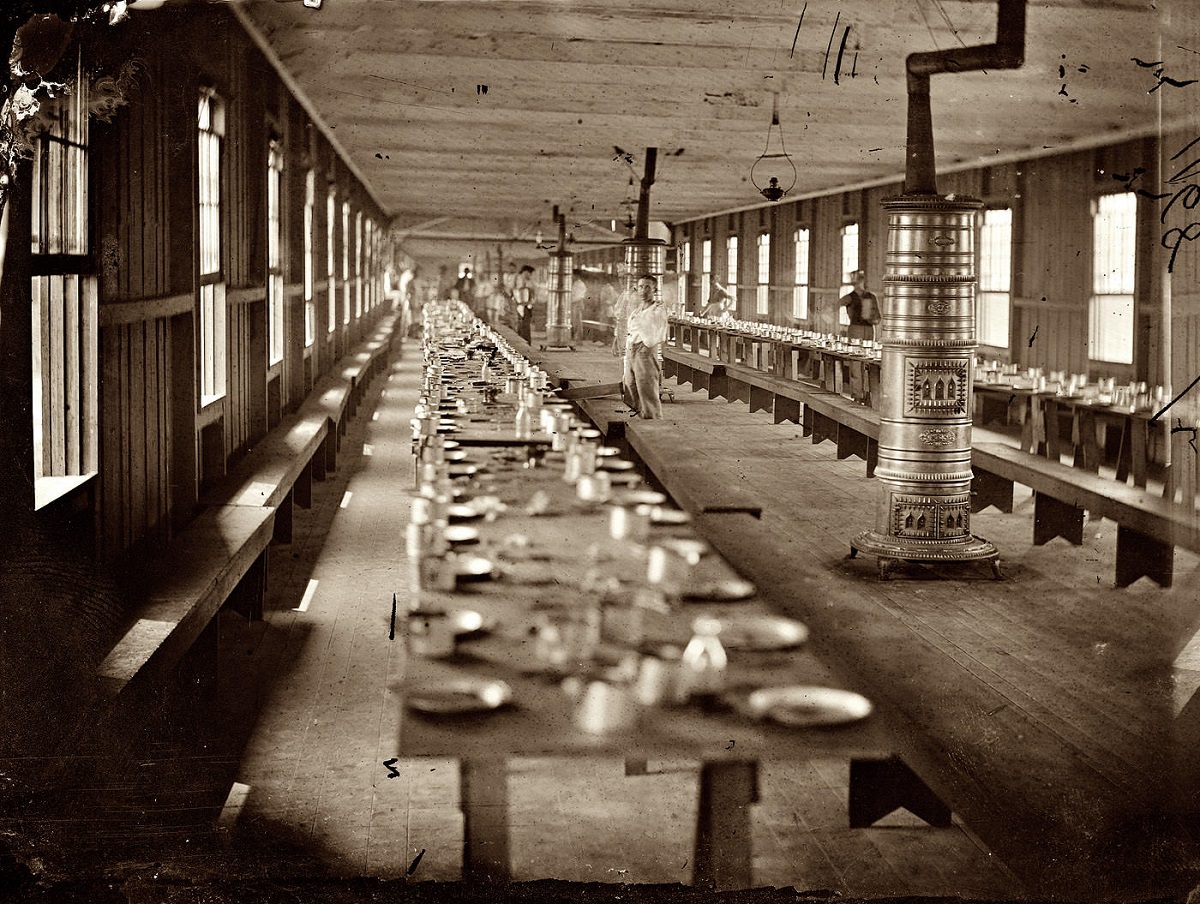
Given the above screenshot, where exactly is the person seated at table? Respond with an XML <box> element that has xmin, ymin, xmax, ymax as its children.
<box><xmin>623</xmin><ymin>273</ymin><xmax>669</xmax><ymax>419</ymax></box>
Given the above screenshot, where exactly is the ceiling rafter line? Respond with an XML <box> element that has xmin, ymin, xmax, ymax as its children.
<box><xmin>673</xmin><ymin>116</ymin><xmax>1179</xmax><ymax>228</ymax></box>
<box><xmin>231</xmin><ymin>5</ymin><xmax>388</xmax><ymax>214</ymax></box>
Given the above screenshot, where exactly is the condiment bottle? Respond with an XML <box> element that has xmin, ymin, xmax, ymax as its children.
<box><xmin>675</xmin><ymin>616</ymin><xmax>727</xmax><ymax>706</ymax></box>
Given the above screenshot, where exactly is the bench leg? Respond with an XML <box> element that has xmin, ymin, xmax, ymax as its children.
<box><xmin>226</xmin><ymin>548</ymin><xmax>269</xmax><ymax>622</ymax></box>
<box><xmin>274</xmin><ymin>492</ymin><xmax>295</xmax><ymax>544</ymax></box>
<box><xmin>837</xmin><ymin>427</ymin><xmax>868</xmax><ymax>464</ymax></box>
<box><xmin>850</xmin><ymin>756</ymin><xmax>952</xmax><ymax>828</ymax></box>
<box><xmin>811</xmin><ymin>411</ymin><xmax>836</xmax><ymax>446</ymax></box>
<box><xmin>773</xmin><ymin>394</ymin><xmax>801</xmax><ymax>425</ymax></box>
<box><xmin>663</xmin><ymin>357</ymin><xmax>679</xmax><ymax>381</ymax></box>
<box><xmin>296</xmin><ymin>460</ymin><xmax>313</xmax><ymax>509</ymax></box>
<box><xmin>748</xmin><ymin>383</ymin><xmax>772</xmax><ymax>414</ymax></box>
<box><xmin>1033</xmin><ymin>492</ymin><xmax>1084</xmax><ymax>546</ymax></box>
<box><xmin>866</xmin><ymin>438</ymin><xmax>878</xmax><ymax>478</ymax></box>
<box><xmin>970</xmin><ymin>470</ymin><xmax>1014</xmax><ymax>513</ymax></box>
<box><xmin>461</xmin><ymin>759</ymin><xmax>511</xmax><ymax>883</ymax></box>
<box><xmin>801</xmin><ymin>405</ymin><xmax>813</xmax><ymax>438</ymax></box>
<box><xmin>708</xmin><ymin>371</ymin><xmax>729</xmax><ymax>401</ymax></box>
<box><xmin>1115</xmin><ymin>525</ymin><xmax>1174</xmax><ymax>588</ymax></box>
<box><xmin>692</xmin><ymin>760</ymin><xmax>758</xmax><ymax>891</ymax></box>
<box><xmin>728</xmin><ymin>378</ymin><xmax>749</xmax><ymax>405</ymax></box>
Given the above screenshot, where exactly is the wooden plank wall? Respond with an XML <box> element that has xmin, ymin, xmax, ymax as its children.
<box><xmin>81</xmin><ymin>8</ymin><xmax>391</xmax><ymax>567</ymax></box>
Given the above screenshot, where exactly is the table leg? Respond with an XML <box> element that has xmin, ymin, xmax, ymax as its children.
<box><xmin>692</xmin><ymin>760</ymin><xmax>758</xmax><ymax>891</ymax></box>
<box><xmin>460</xmin><ymin>759</ymin><xmax>510</xmax><ymax>883</ymax></box>
<box><xmin>1072</xmin><ymin>408</ymin><xmax>1100</xmax><ymax>473</ymax></box>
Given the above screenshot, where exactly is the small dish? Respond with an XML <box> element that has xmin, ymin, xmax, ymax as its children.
<box><xmin>746</xmin><ymin>686</ymin><xmax>872</xmax><ymax>727</ymax></box>
<box><xmin>683</xmin><ymin>576</ymin><xmax>756</xmax><ymax>602</ymax></box>
<box><xmin>659</xmin><ymin>537</ymin><xmax>708</xmax><ymax>560</ymax></box>
<box><xmin>448</xmin><ymin>463</ymin><xmax>480</xmax><ymax>478</ymax></box>
<box><xmin>404</xmin><ymin>678</ymin><xmax>513</xmax><ymax>715</ymax></box>
<box><xmin>716</xmin><ymin>614</ymin><xmax>809</xmax><ymax>651</ymax></box>
<box><xmin>614</xmin><ymin>489</ymin><xmax>667</xmax><ymax>507</ymax></box>
<box><xmin>600</xmin><ymin>458</ymin><xmax>637</xmax><ymax>472</ymax></box>
<box><xmin>454</xmin><ymin>555</ymin><xmax>496</xmax><ymax>581</ymax></box>
<box><xmin>650</xmin><ymin>506</ymin><xmax>691</xmax><ymax>525</ymax></box>
<box><xmin>443</xmin><ymin>525</ymin><xmax>480</xmax><ymax>546</ymax></box>
<box><xmin>449</xmin><ymin>608</ymin><xmax>496</xmax><ymax>636</ymax></box>
<box><xmin>447</xmin><ymin>503</ymin><xmax>483</xmax><ymax>522</ymax></box>
<box><xmin>444</xmin><ymin>449</ymin><xmax>469</xmax><ymax>462</ymax></box>
<box><xmin>596</xmin><ymin>446</ymin><xmax>621</xmax><ymax>458</ymax></box>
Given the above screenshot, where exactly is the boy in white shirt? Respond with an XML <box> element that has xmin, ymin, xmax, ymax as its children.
<box><xmin>623</xmin><ymin>273</ymin><xmax>669</xmax><ymax>418</ymax></box>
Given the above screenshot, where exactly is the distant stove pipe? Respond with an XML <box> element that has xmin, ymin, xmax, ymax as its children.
<box><xmin>851</xmin><ymin>0</ymin><xmax>1025</xmax><ymax>579</ymax></box>
<box><xmin>904</xmin><ymin>0</ymin><xmax>1026</xmax><ymax>195</ymax></box>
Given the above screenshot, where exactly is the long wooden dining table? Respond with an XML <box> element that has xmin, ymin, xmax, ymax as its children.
<box><xmin>391</xmin><ymin>318</ymin><xmax>901</xmax><ymax>888</ymax></box>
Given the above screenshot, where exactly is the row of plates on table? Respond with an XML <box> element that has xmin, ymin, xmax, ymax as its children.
<box><xmin>402</xmin><ymin>675</ymin><xmax>872</xmax><ymax>728</ymax></box>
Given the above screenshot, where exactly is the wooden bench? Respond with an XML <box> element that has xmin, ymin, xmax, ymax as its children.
<box><xmin>626</xmin><ymin>420</ymin><xmax>763</xmax><ymax>517</ymax></box>
<box><xmin>662</xmin><ymin>347</ymin><xmax>728</xmax><ymax>400</ymax></box>
<box><xmin>972</xmin><ymin>441</ymin><xmax>1200</xmax><ymax>588</ymax></box>
<box><xmin>200</xmin><ymin>412</ymin><xmax>329</xmax><ymax>544</ymax></box>
<box><xmin>96</xmin><ymin>504</ymin><xmax>276</xmax><ymax>700</ymax></box>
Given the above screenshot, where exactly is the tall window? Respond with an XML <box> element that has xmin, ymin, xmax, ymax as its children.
<box><xmin>793</xmin><ymin>228</ymin><xmax>810</xmax><ymax>319</ymax></box>
<box><xmin>354</xmin><ymin>210</ymin><xmax>364</xmax><ymax>319</ymax></box>
<box><xmin>701</xmin><ymin>238</ymin><xmax>712</xmax><ymax>304</ymax></box>
<box><xmin>198</xmin><ymin>88</ymin><xmax>226</xmax><ymax>405</ymax></box>
<box><xmin>341</xmin><ymin>201</ymin><xmax>351</xmax><ymax>324</ymax></box>
<box><xmin>977</xmin><ymin>207</ymin><xmax>1012</xmax><ymax>349</ymax></box>
<box><xmin>725</xmin><ymin>236</ymin><xmax>739</xmax><ymax>310</ymax></box>
<box><xmin>364</xmin><ymin>218</ymin><xmax>374</xmax><ymax>312</ymax></box>
<box><xmin>678</xmin><ymin>241</ymin><xmax>690</xmax><ymax>312</ymax></box>
<box><xmin>303</xmin><ymin>169</ymin><xmax>315</xmax><ymax>348</ymax></box>
<box><xmin>1090</xmin><ymin>192</ymin><xmax>1136</xmax><ymax>364</ymax></box>
<box><xmin>839</xmin><ymin>223</ymin><xmax>859</xmax><ymax>327</ymax></box>
<box><xmin>266</xmin><ymin>139</ymin><xmax>285</xmax><ymax>365</ymax></box>
<box><xmin>326</xmin><ymin>186</ymin><xmax>336</xmax><ymax>333</ymax></box>
<box><xmin>31</xmin><ymin>52</ymin><xmax>97</xmax><ymax>484</ymax></box>
<box><xmin>756</xmin><ymin>233</ymin><xmax>770</xmax><ymax>315</ymax></box>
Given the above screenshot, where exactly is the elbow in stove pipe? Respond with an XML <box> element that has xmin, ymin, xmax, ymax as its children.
<box><xmin>904</xmin><ymin>0</ymin><xmax>1026</xmax><ymax>196</ymax></box>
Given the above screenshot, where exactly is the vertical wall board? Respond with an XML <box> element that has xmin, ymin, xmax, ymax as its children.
<box><xmin>48</xmin><ymin>277</ymin><xmax>66</xmax><ymax>477</ymax></box>
<box><xmin>65</xmin><ymin>275</ymin><xmax>80</xmax><ymax>475</ymax></box>
<box><xmin>127</xmin><ymin>322</ymin><xmax>147</xmax><ymax>550</ymax></box>
<box><xmin>98</xmin><ymin>326</ymin><xmax>124</xmax><ymax>562</ymax></box>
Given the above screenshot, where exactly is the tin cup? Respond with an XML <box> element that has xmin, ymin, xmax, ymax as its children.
<box><xmin>610</xmin><ymin>503</ymin><xmax>652</xmax><ymax>542</ymax></box>
<box><xmin>573</xmin><ymin>679</ymin><xmax>638</xmax><ymax>735</ymax></box>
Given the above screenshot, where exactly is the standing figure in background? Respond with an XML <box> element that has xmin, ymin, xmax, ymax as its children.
<box><xmin>454</xmin><ymin>266</ymin><xmax>477</xmax><ymax>315</ymax></box>
<box><xmin>623</xmin><ymin>273</ymin><xmax>669</xmax><ymax>419</ymax></box>
<box><xmin>840</xmin><ymin>269</ymin><xmax>880</xmax><ymax>341</ymax></box>
<box><xmin>515</xmin><ymin>265</ymin><xmax>536</xmax><ymax>344</ymax></box>
<box><xmin>699</xmin><ymin>275</ymin><xmax>733</xmax><ymax>319</ymax></box>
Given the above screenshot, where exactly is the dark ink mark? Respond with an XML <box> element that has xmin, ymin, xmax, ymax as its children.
<box><xmin>390</xmin><ymin>593</ymin><xmax>397</xmax><ymax>640</ymax></box>
<box><xmin>1158</xmin><ymin>133</ymin><xmax>1200</xmax><ymax>271</ymax></box>
<box><xmin>867</xmin><ymin>147</ymin><xmax>883</xmax><ymax>153</ymax></box>
<box><xmin>612</xmin><ymin>145</ymin><xmax>633</xmax><ymax>165</ymax></box>
<box><xmin>1179</xmin><ymin>45</ymin><xmax>1200</xmax><ymax>56</ymax></box>
<box><xmin>383</xmin><ymin>758</ymin><xmax>400</xmax><ymax>779</ymax></box>
<box><xmin>1131</xmin><ymin>57</ymin><xmax>1199</xmax><ymax>93</ymax></box>
<box><xmin>725</xmin><ymin>739</ymin><xmax>735</xmax><ymax>750</ymax></box>
<box><xmin>851</xmin><ymin>50</ymin><xmax>858</xmax><ymax>79</ymax></box>
<box><xmin>374</xmin><ymin>152</ymin><xmax>390</xmax><ymax>160</ymax></box>
<box><xmin>833</xmin><ymin>25</ymin><xmax>851</xmax><ymax>85</ymax></box>
<box><xmin>1027</xmin><ymin>324</ymin><xmax>1039</xmax><ymax>348</ymax></box>
<box><xmin>1171</xmin><ymin>419</ymin><xmax>1199</xmax><ymax>455</ymax></box>
<box><xmin>822</xmin><ymin>10</ymin><xmax>841</xmax><ymax>81</ymax></box>
<box><xmin>407</xmin><ymin>849</ymin><xmax>426</xmax><ymax>876</ymax></box>
<box><xmin>789</xmin><ymin>2</ymin><xmax>807</xmax><ymax>59</ymax></box>
<box><xmin>476</xmin><ymin>84</ymin><xmax>488</xmax><ymax>95</ymax></box>
<box><xmin>1149</xmin><ymin>372</ymin><xmax>1200</xmax><ymax>424</ymax></box>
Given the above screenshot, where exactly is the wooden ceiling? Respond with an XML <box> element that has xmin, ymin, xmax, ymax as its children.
<box><xmin>226</xmin><ymin>0</ymin><xmax>1186</xmax><ymax>265</ymax></box>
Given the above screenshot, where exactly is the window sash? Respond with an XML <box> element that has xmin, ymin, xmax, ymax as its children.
<box><xmin>303</xmin><ymin>170</ymin><xmax>315</xmax><ymax>347</ymax></box>
<box><xmin>839</xmin><ymin>223</ymin><xmax>858</xmax><ymax>326</ymax></box>
<box><xmin>1089</xmin><ymin>192</ymin><xmax>1136</xmax><ymax>364</ymax></box>
<box><xmin>793</xmin><ymin>228</ymin><xmax>810</xmax><ymax>319</ymax></box>
<box><xmin>267</xmin><ymin>142</ymin><xmax>284</xmax><ymax>365</ymax></box>
<box><xmin>198</xmin><ymin>90</ymin><xmax>226</xmax><ymax>403</ymax></box>
<box><xmin>701</xmin><ymin>238</ymin><xmax>712</xmax><ymax>304</ymax></box>
<box><xmin>327</xmin><ymin>189</ymin><xmax>337</xmax><ymax>332</ymax></box>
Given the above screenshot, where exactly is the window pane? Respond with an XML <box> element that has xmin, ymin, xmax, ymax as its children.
<box><xmin>978</xmin><ymin>209</ymin><xmax>1012</xmax><ymax>348</ymax></box>
<box><xmin>793</xmin><ymin>228</ymin><xmax>810</xmax><ymax>319</ymax></box>
<box><xmin>1089</xmin><ymin>192</ymin><xmax>1136</xmax><ymax>364</ymax></box>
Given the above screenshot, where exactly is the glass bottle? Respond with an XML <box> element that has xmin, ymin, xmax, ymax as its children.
<box><xmin>675</xmin><ymin>616</ymin><xmax>727</xmax><ymax>706</ymax></box>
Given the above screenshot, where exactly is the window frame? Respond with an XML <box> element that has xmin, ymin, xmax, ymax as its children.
<box><xmin>197</xmin><ymin>86</ymin><xmax>227</xmax><ymax>407</ymax></box>
<box><xmin>977</xmin><ymin>206</ymin><xmax>1013</xmax><ymax>351</ymax></box>
<box><xmin>266</xmin><ymin>137</ymin><xmax>285</xmax><ymax>366</ymax></box>
<box><xmin>755</xmin><ymin>232</ymin><xmax>770</xmax><ymax>316</ymax></box>
<box><xmin>838</xmin><ymin>222</ymin><xmax>859</xmax><ymax>327</ymax></box>
<box><xmin>793</xmin><ymin>227</ymin><xmax>810</xmax><ymax>320</ymax></box>
<box><xmin>1088</xmin><ymin>191</ymin><xmax>1136</xmax><ymax>365</ymax></box>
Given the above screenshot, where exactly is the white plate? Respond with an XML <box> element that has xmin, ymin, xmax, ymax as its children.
<box><xmin>659</xmin><ymin>537</ymin><xmax>709</xmax><ymax>560</ymax></box>
<box><xmin>449</xmin><ymin>608</ymin><xmax>496</xmax><ymax>635</ymax></box>
<box><xmin>447</xmin><ymin>503</ymin><xmax>483</xmax><ymax>522</ymax></box>
<box><xmin>747</xmin><ymin>686</ymin><xmax>872</xmax><ymax>727</ymax></box>
<box><xmin>683</xmin><ymin>577</ymin><xmax>756</xmax><ymax>602</ymax></box>
<box><xmin>596</xmin><ymin>445</ymin><xmax>621</xmax><ymax>458</ymax></box>
<box><xmin>405</xmin><ymin>679</ymin><xmax>513</xmax><ymax>715</ymax></box>
<box><xmin>454</xmin><ymin>555</ymin><xmax>496</xmax><ymax>581</ymax></box>
<box><xmin>444</xmin><ymin>525</ymin><xmax>480</xmax><ymax>546</ymax></box>
<box><xmin>650</xmin><ymin>507</ymin><xmax>691</xmax><ymax>525</ymax></box>
<box><xmin>600</xmin><ymin>458</ymin><xmax>637</xmax><ymax>472</ymax></box>
<box><xmin>614</xmin><ymin>489</ymin><xmax>667</xmax><ymax>507</ymax></box>
<box><xmin>717</xmin><ymin>615</ymin><xmax>809</xmax><ymax>651</ymax></box>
